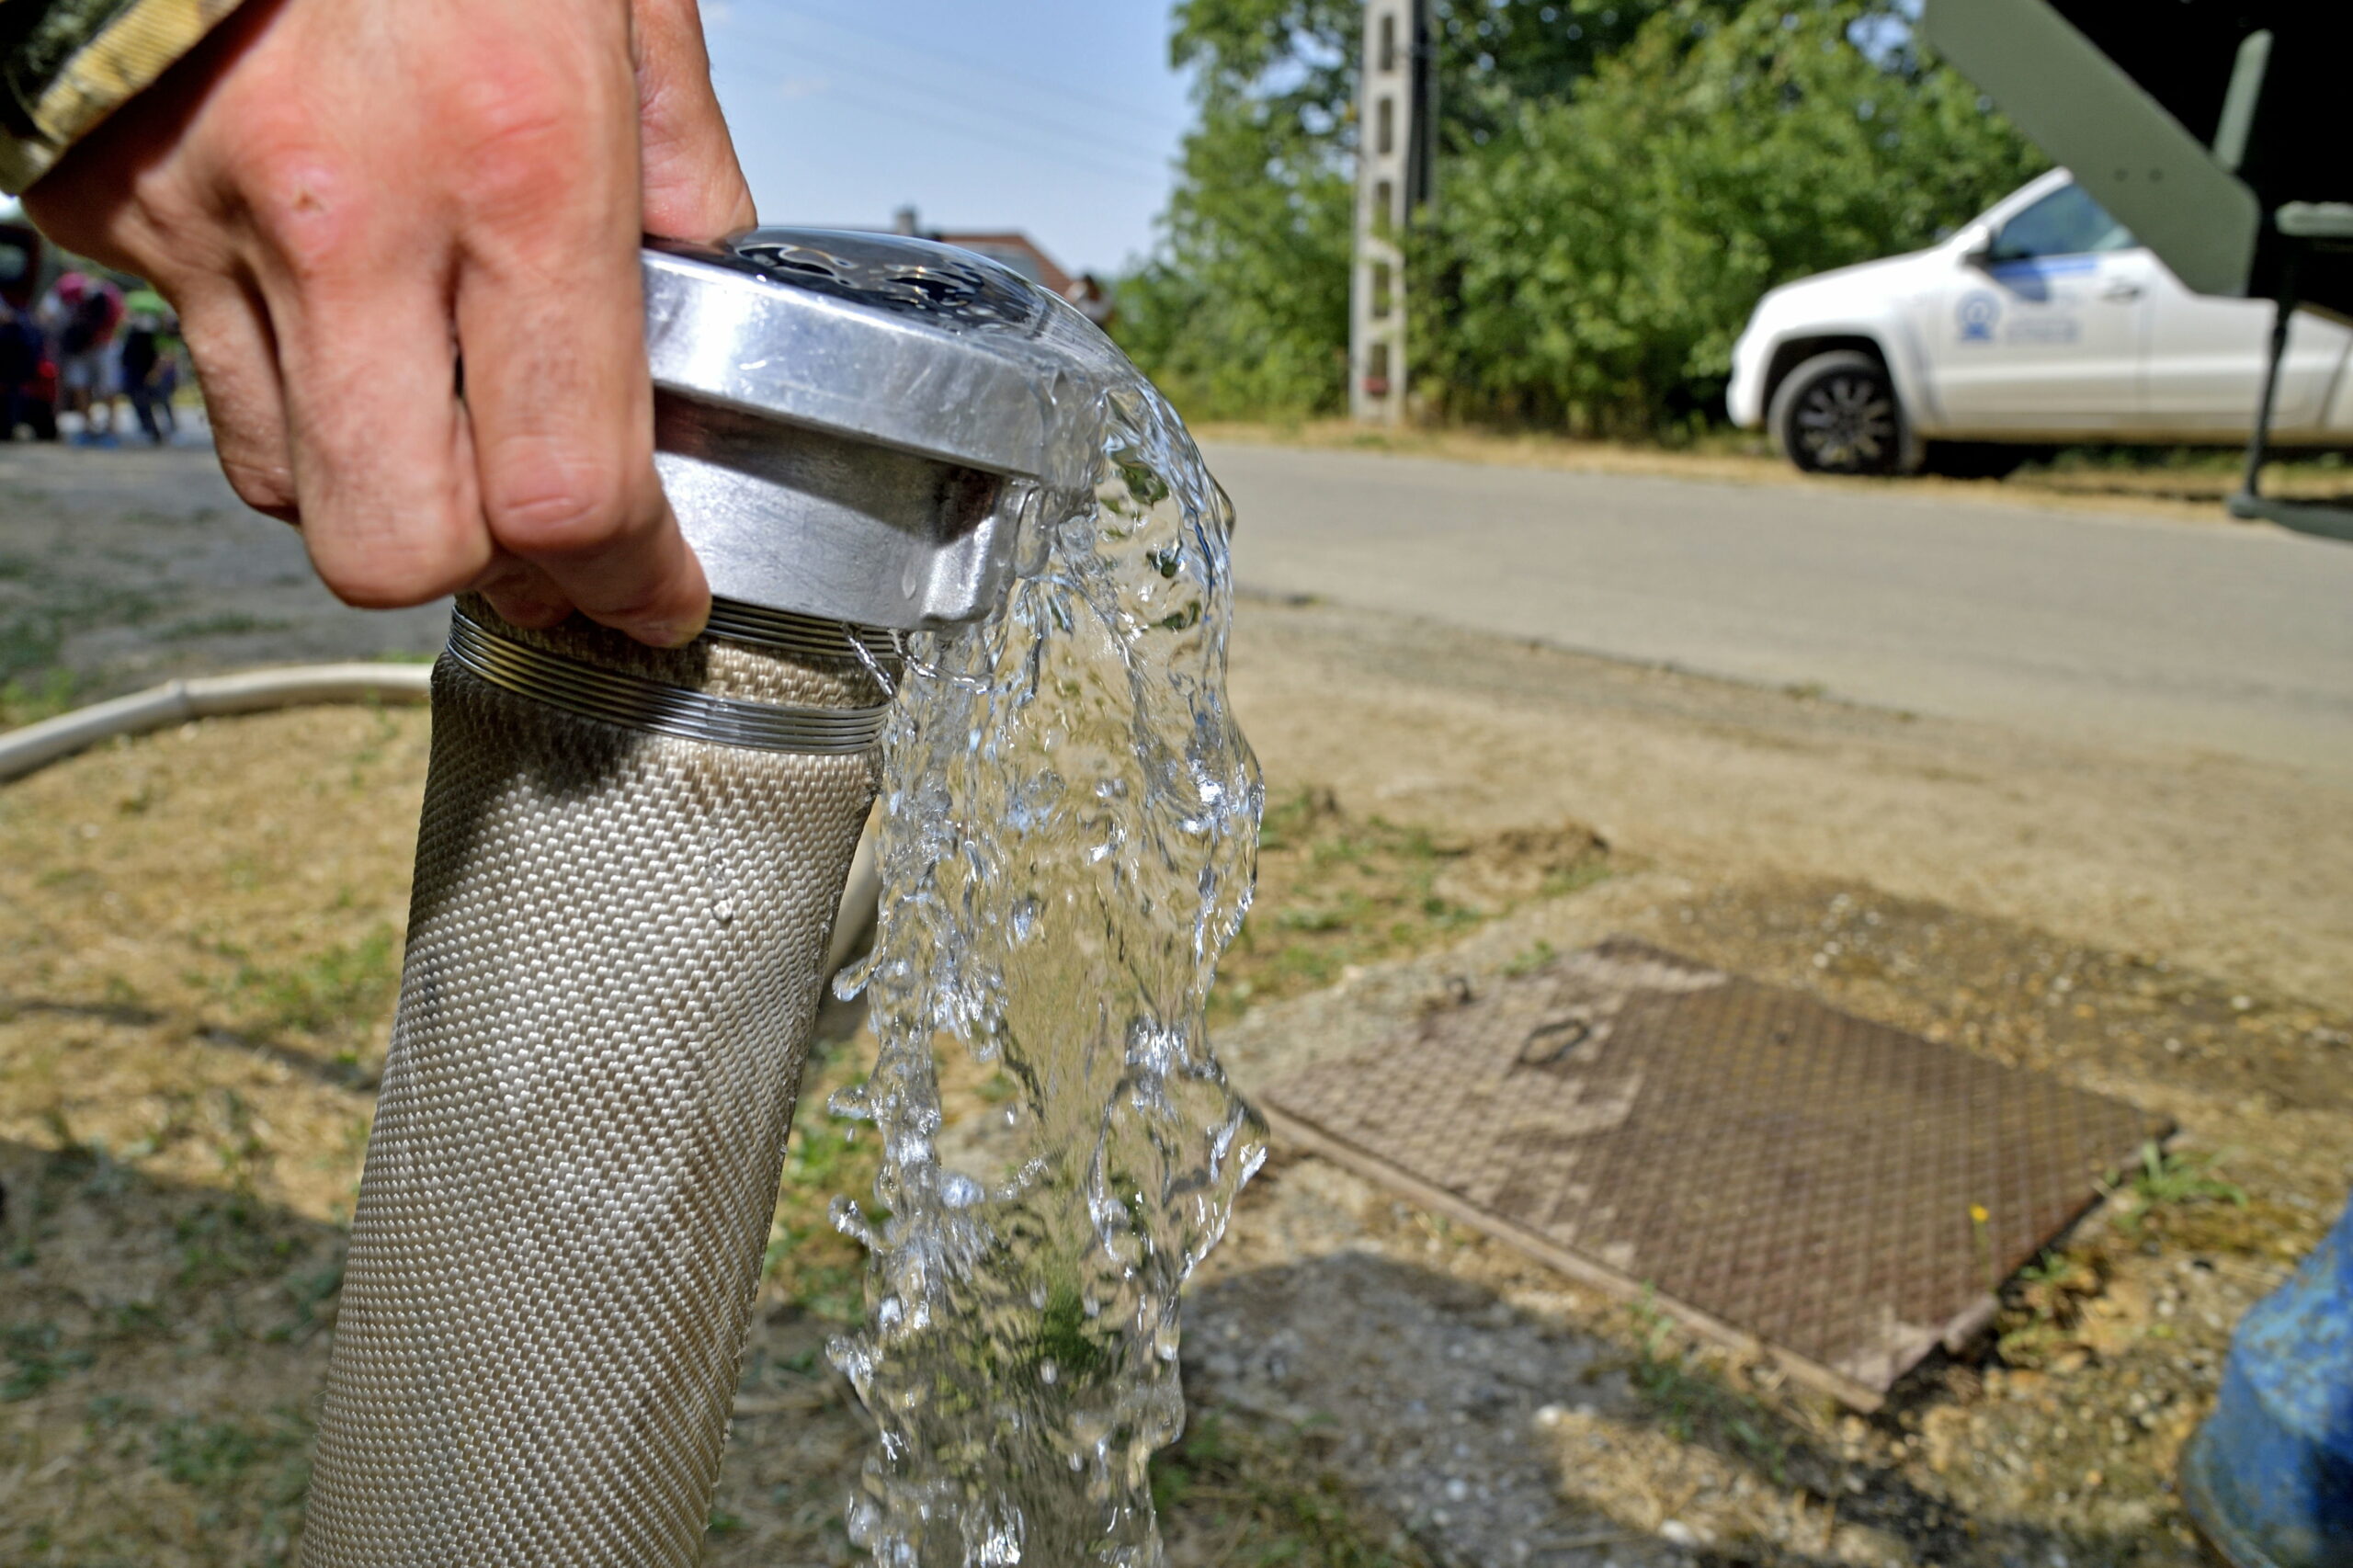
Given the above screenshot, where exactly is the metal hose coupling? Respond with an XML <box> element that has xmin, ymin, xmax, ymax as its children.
<box><xmin>301</xmin><ymin>231</ymin><xmax>1088</xmax><ymax>1567</ymax></box>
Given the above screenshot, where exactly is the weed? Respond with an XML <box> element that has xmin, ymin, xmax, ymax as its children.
<box><xmin>87</xmin><ymin>1392</ymin><xmax>153</xmax><ymax>1431</ymax></box>
<box><xmin>0</xmin><ymin>613</ymin><xmax>61</xmax><ymax>680</ymax></box>
<box><xmin>764</xmin><ymin>1063</ymin><xmax>881</xmax><ymax>1323</ymax></box>
<box><xmin>2125</xmin><ymin>1142</ymin><xmax>2247</xmax><ymax>1219</ymax></box>
<box><xmin>1622</xmin><ymin>1298</ymin><xmax>1789</xmax><ymax>1485</ymax></box>
<box><xmin>275</xmin><ymin>1255</ymin><xmax>345</xmax><ymax>1341</ymax></box>
<box><xmin>1504</xmin><ymin>940</ymin><xmax>1557</xmax><ymax>978</ymax></box>
<box><xmin>153</xmin><ymin>1410</ymin><xmax>310</xmax><ymax>1504</ymax></box>
<box><xmin>1995</xmin><ymin>1247</ymin><xmax>2108</xmax><ymax>1369</ymax></box>
<box><xmin>175</xmin><ymin>1195</ymin><xmax>300</xmax><ymax>1287</ymax></box>
<box><xmin>0</xmin><ymin>665</ymin><xmax>75</xmax><ymax>727</ymax></box>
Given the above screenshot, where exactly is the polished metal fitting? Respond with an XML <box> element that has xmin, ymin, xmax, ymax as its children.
<box><xmin>643</xmin><ymin>228</ymin><xmax>1079</xmax><ymax>631</ymax></box>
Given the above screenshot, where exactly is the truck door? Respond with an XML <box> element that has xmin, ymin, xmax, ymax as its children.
<box><xmin>2139</xmin><ymin>265</ymin><xmax>2350</xmax><ymax>436</ymax></box>
<box><xmin>1924</xmin><ymin>181</ymin><xmax>2151</xmax><ymax>433</ymax></box>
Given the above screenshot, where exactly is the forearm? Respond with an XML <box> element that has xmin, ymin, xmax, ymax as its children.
<box><xmin>1</xmin><ymin>0</ymin><xmax>244</xmax><ymax>192</ymax></box>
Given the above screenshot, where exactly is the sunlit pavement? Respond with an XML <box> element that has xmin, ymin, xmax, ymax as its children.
<box><xmin>1207</xmin><ymin>441</ymin><xmax>2353</xmax><ymax>781</ymax></box>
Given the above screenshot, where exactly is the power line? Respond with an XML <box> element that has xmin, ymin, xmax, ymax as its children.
<box><xmin>776</xmin><ymin>74</ymin><xmax>1176</xmax><ymax>192</ymax></box>
<box><xmin>729</xmin><ymin>2</ymin><xmax>1191</xmax><ymax>141</ymax></box>
<box><xmin>714</xmin><ymin>28</ymin><xmax>1176</xmax><ymax>187</ymax></box>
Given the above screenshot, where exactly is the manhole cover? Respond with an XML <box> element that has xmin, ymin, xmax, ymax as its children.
<box><xmin>1258</xmin><ymin>937</ymin><xmax>2167</xmax><ymax>1408</ymax></box>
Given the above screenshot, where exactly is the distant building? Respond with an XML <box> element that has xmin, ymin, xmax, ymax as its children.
<box><xmin>884</xmin><ymin>206</ymin><xmax>1108</xmax><ymax>326</ymax></box>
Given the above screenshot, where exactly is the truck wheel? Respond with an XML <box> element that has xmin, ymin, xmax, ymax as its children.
<box><xmin>1770</xmin><ymin>350</ymin><xmax>1902</xmax><ymax>476</ymax></box>
<box><xmin>1923</xmin><ymin>440</ymin><xmax>2029</xmax><ymax>480</ymax></box>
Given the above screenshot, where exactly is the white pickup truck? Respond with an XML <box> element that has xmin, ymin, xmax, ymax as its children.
<box><xmin>1727</xmin><ymin>168</ymin><xmax>2353</xmax><ymax>476</ymax></box>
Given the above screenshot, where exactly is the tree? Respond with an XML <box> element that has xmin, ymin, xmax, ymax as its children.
<box><xmin>1415</xmin><ymin>0</ymin><xmax>2046</xmax><ymax>433</ymax></box>
<box><xmin>1119</xmin><ymin>0</ymin><xmax>1688</xmax><ymax>419</ymax></box>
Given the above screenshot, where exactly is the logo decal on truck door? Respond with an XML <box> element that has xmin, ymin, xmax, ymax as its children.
<box><xmin>1957</xmin><ymin>292</ymin><xmax>2001</xmax><ymax>343</ymax></box>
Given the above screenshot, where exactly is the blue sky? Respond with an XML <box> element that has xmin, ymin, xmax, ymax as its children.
<box><xmin>705</xmin><ymin>0</ymin><xmax>1196</xmax><ymax>278</ymax></box>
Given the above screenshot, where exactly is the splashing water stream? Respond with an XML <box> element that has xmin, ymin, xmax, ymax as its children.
<box><xmin>829</xmin><ymin>303</ymin><xmax>1265</xmax><ymax>1567</ymax></box>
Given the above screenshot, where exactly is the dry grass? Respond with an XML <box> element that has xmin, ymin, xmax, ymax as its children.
<box><xmin>0</xmin><ymin>704</ymin><xmax>423</xmax><ymax>1563</ymax></box>
<box><xmin>0</xmin><ymin>711</ymin><xmax>1515</xmax><ymax>1564</ymax></box>
<box><xmin>1191</xmin><ymin>418</ymin><xmax>2353</xmax><ymax>527</ymax></box>
<box><xmin>1214</xmin><ymin>787</ymin><xmax>1610</xmax><ymax>1022</ymax></box>
<box><xmin>10</xmin><ymin>709</ymin><xmax>2334</xmax><ymax>1566</ymax></box>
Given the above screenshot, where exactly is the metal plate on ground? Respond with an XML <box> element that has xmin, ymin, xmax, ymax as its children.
<box><xmin>1258</xmin><ymin>937</ymin><xmax>2168</xmax><ymax>1409</ymax></box>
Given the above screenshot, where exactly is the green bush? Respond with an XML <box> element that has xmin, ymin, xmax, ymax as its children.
<box><xmin>1120</xmin><ymin>0</ymin><xmax>2045</xmax><ymax>435</ymax></box>
<box><xmin>1417</xmin><ymin>0</ymin><xmax>2044</xmax><ymax>433</ymax></box>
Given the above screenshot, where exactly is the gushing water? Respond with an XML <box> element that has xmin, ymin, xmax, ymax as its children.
<box><xmin>829</xmin><ymin>301</ymin><xmax>1264</xmax><ymax>1566</ymax></box>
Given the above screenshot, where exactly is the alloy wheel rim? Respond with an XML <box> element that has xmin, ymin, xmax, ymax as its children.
<box><xmin>1795</xmin><ymin>374</ymin><xmax>1894</xmax><ymax>471</ymax></box>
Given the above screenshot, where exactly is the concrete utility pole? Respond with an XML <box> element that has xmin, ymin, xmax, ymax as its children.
<box><xmin>1350</xmin><ymin>0</ymin><xmax>1435</xmax><ymax>423</ymax></box>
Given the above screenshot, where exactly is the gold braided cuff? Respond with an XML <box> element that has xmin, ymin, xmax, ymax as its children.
<box><xmin>2</xmin><ymin>0</ymin><xmax>244</xmax><ymax>193</ymax></box>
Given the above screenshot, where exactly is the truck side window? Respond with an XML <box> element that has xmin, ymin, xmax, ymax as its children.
<box><xmin>1990</xmin><ymin>183</ymin><xmax>2138</xmax><ymax>263</ymax></box>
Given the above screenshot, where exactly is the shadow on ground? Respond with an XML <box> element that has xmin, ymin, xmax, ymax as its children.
<box><xmin>1177</xmin><ymin>1246</ymin><xmax>2200</xmax><ymax>1568</ymax></box>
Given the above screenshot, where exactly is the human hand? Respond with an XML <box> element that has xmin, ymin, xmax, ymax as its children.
<box><xmin>23</xmin><ymin>0</ymin><xmax>755</xmax><ymax>645</ymax></box>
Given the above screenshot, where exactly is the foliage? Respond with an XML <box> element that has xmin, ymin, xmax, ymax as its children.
<box><xmin>1120</xmin><ymin>0</ymin><xmax>2045</xmax><ymax>433</ymax></box>
<box><xmin>1114</xmin><ymin>0</ymin><xmax>1358</xmax><ymax>418</ymax></box>
<box><xmin>1417</xmin><ymin>0</ymin><xmax>2045</xmax><ymax>433</ymax></box>
<box><xmin>1120</xmin><ymin>0</ymin><xmax>1687</xmax><ymax>417</ymax></box>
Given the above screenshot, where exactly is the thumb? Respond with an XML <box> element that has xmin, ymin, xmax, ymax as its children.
<box><xmin>633</xmin><ymin>0</ymin><xmax>756</xmax><ymax>241</ymax></box>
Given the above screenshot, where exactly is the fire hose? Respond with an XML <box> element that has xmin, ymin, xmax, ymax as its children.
<box><xmin>51</xmin><ymin>232</ymin><xmax>1082</xmax><ymax>1566</ymax></box>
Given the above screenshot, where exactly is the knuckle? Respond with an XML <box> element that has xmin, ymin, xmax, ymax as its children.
<box><xmin>233</xmin><ymin>128</ymin><xmax>365</xmax><ymax>279</ymax></box>
<box><xmin>483</xmin><ymin>445</ymin><xmax>643</xmax><ymax>556</ymax></box>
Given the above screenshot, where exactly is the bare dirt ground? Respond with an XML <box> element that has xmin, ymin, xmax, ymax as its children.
<box><xmin>2</xmin><ymin>461</ymin><xmax>2347</xmax><ymax>1565</ymax></box>
<box><xmin>0</xmin><ymin>444</ymin><xmax>447</xmax><ymax>727</ymax></box>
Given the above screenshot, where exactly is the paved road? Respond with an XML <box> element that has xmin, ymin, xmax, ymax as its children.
<box><xmin>1205</xmin><ymin>443</ymin><xmax>2353</xmax><ymax>778</ymax></box>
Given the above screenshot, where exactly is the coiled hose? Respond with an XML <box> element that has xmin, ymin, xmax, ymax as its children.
<box><xmin>300</xmin><ymin>597</ymin><xmax>892</xmax><ymax>1566</ymax></box>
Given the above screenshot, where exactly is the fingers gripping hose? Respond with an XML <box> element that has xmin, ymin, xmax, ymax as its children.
<box><xmin>301</xmin><ymin>600</ymin><xmax>886</xmax><ymax>1564</ymax></box>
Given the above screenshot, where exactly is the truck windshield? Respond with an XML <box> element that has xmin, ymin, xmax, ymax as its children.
<box><xmin>1991</xmin><ymin>183</ymin><xmax>2138</xmax><ymax>262</ymax></box>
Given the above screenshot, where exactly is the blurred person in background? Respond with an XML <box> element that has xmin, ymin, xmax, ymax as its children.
<box><xmin>0</xmin><ymin>290</ymin><xmax>45</xmax><ymax>440</ymax></box>
<box><xmin>118</xmin><ymin>285</ymin><xmax>183</xmax><ymax>444</ymax></box>
<box><xmin>43</xmin><ymin>268</ymin><xmax>122</xmax><ymax>444</ymax></box>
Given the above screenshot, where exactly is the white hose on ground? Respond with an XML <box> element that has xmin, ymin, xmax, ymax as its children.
<box><xmin>0</xmin><ymin>664</ymin><xmax>885</xmax><ymax>969</ymax></box>
<box><xmin>0</xmin><ymin>664</ymin><xmax>433</xmax><ymax>783</ymax></box>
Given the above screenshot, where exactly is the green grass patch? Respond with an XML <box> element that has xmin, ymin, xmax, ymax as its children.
<box><xmin>212</xmin><ymin>926</ymin><xmax>402</xmax><ymax>1041</ymax></box>
<box><xmin>0</xmin><ymin>665</ymin><xmax>78</xmax><ymax>727</ymax></box>
<box><xmin>763</xmin><ymin>1049</ymin><xmax>882</xmax><ymax>1324</ymax></box>
<box><xmin>2123</xmin><ymin>1142</ymin><xmax>2247</xmax><ymax>1221</ymax></box>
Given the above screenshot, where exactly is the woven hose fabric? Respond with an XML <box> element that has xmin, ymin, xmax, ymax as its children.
<box><xmin>301</xmin><ymin>600</ymin><xmax>881</xmax><ymax>1567</ymax></box>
